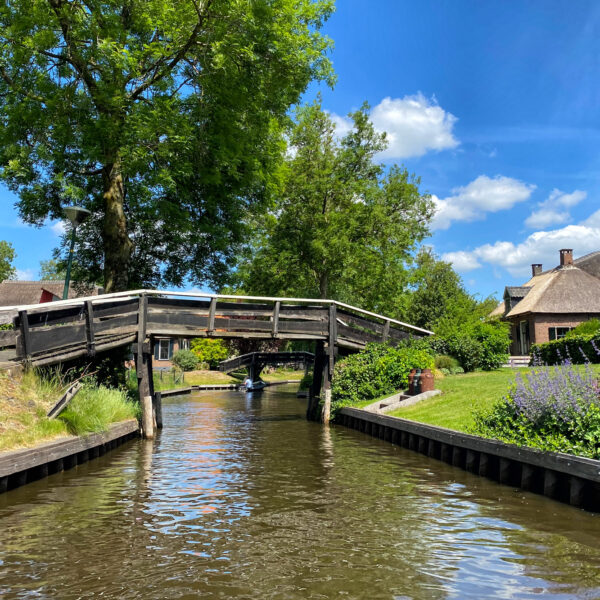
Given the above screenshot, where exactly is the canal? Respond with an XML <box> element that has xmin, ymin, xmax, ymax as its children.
<box><xmin>1</xmin><ymin>386</ymin><xmax>600</xmax><ymax>599</ymax></box>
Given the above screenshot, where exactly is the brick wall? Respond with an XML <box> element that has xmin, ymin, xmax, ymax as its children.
<box><xmin>507</xmin><ymin>313</ymin><xmax>600</xmax><ymax>354</ymax></box>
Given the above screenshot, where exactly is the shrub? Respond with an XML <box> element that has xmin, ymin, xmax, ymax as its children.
<box><xmin>60</xmin><ymin>383</ymin><xmax>139</xmax><ymax>435</ymax></box>
<box><xmin>428</xmin><ymin>320</ymin><xmax>509</xmax><ymax>372</ymax></box>
<box><xmin>331</xmin><ymin>343</ymin><xmax>434</xmax><ymax>417</ymax></box>
<box><xmin>451</xmin><ymin>366</ymin><xmax>464</xmax><ymax>374</ymax></box>
<box><xmin>435</xmin><ymin>354</ymin><xmax>459</xmax><ymax>370</ymax></box>
<box><xmin>190</xmin><ymin>338</ymin><xmax>229</xmax><ymax>369</ymax></box>
<box><xmin>472</xmin><ymin>320</ymin><xmax>510</xmax><ymax>370</ymax></box>
<box><xmin>566</xmin><ymin>319</ymin><xmax>600</xmax><ymax>338</ymax></box>
<box><xmin>171</xmin><ymin>349</ymin><xmax>199</xmax><ymax>372</ymax></box>
<box><xmin>472</xmin><ymin>364</ymin><xmax>600</xmax><ymax>458</ymax></box>
<box><xmin>440</xmin><ymin>368</ymin><xmax>451</xmax><ymax>376</ymax></box>
<box><xmin>531</xmin><ymin>333</ymin><xmax>600</xmax><ymax>366</ymax></box>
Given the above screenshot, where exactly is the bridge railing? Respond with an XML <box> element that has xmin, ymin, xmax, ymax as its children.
<box><xmin>0</xmin><ymin>290</ymin><xmax>433</xmax><ymax>367</ymax></box>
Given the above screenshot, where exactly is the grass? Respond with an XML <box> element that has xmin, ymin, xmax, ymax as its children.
<box><xmin>127</xmin><ymin>367</ymin><xmax>306</xmax><ymax>392</ymax></box>
<box><xmin>387</xmin><ymin>365</ymin><xmax>600</xmax><ymax>433</ymax></box>
<box><xmin>0</xmin><ymin>370</ymin><xmax>139</xmax><ymax>452</ymax></box>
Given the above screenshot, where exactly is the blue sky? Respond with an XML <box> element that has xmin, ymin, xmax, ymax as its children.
<box><xmin>2</xmin><ymin>0</ymin><xmax>600</xmax><ymax>300</ymax></box>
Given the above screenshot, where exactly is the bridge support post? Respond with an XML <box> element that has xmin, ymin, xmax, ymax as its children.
<box><xmin>137</xmin><ymin>339</ymin><xmax>155</xmax><ymax>439</ymax></box>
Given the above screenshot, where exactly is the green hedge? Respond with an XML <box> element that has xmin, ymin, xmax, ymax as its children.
<box><xmin>330</xmin><ymin>343</ymin><xmax>434</xmax><ymax>418</ymax></box>
<box><xmin>531</xmin><ymin>333</ymin><xmax>600</xmax><ymax>366</ymax></box>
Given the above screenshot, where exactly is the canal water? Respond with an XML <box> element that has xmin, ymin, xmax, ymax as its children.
<box><xmin>2</xmin><ymin>387</ymin><xmax>600</xmax><ymax>599</ymax></box>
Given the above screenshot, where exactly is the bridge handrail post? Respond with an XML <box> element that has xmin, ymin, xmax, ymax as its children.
<box><xmin>16</xmin><ymin>309</ymin><xmax>31</xmax><ymax>363</ymax></box>
<box><xmin>272</xmin><ymin>301</ymin><xmax>280</xmax><ymax>337</ymax></box>
<box><xmin>85</xmin><ymin>300</ymin><xmax>96</xmax><ymax>356</ymax></box>
<box><xmin>207</xmin><ymin>297</ymin><xmax>217</xmax><ymax>335</ymax></box>
<box><xmin>382</xmin><ymin>320</ymin><xmax>390</xmax><ymax>344</ymax></box>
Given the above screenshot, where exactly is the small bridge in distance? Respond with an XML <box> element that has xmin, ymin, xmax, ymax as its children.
<box><xmin>218</xmin><ymin>351</ymin><xmax>315</xmax><ymax>382</ymax></box>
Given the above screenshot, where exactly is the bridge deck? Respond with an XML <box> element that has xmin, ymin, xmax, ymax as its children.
<box><xmin>0</xmin><ymin>290</ymin><xmax>433</xmax><ymax>368</ymax></box>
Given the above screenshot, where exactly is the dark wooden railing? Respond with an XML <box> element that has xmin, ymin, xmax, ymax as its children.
<box><xmin>0</xmin><ymin>290</ymin><xmax>433</xmax><ymax>368</ymax></box>
<box><xmin>218</xmin><ymin>351</ymin><xmax>315</xmax><ymax>374</ymax></box>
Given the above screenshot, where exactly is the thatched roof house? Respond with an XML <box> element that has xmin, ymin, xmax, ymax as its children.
<box><xmin>491</xmin><ymin>249</ymin><xmax>600</xmax><ymax>355</ymax></box>
<box><xmin>0</xmin><ymin>280</ymin><xmax>102</xmax><ymax>307</ymax></box>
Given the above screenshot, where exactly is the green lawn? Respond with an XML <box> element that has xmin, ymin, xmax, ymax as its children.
<box><xmin>388</xmin><ymin>365</ymin><xmax>600</xmax><ymax>433</ymax></box>
<box><xmin>388</xmin><ymin>368</ymin><xmax>530</xmax><ymax>432</ymax></box>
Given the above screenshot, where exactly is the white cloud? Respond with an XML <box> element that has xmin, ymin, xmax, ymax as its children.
<box><xmin>50</xmin><ymin>221</ymin><xmax>66</xmax><ymax>236</ymax></box>
<box><xmin>431</xmin><ymin>175</ymin><xmax>535</xmax><ymax>230</ymax></box>
<box><xmin>525</xmin><ymin>189</ymin><xmax>586</xmax><ymax>229</ymax></box>
<box><xmin>16</xmin><ymin>268</ymin><xmax>36</xmax><ymax>281</ymax></box>
<box><xmin>330</xmin><ymin>93</ymin><xmax>459</xmax><ymax>159</ymax></box>
<box><xmin>443</xmin><ymin>217</ymin><xmax>600</xmax><ymax>277</ymax></box>
<box><xmin>441</xmin><ymin>251</ymin><xmax>482</xmax><ymax>271</ymax></box>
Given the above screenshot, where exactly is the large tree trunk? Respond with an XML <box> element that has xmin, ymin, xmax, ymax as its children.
<box><xmin>319</xmin><ymin>271</ymin><xmax>328</xmax><ymax>299</ymax></box>
<box><xmin>102</xmin><ymin>159</ymin><xmax>132</xmax><ymax>293</ymax></box>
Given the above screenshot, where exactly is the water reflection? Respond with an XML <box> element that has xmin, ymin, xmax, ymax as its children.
<box><xmin>1</xmin><ymin>387</ymin><xmax>600</xmax><ymax>599</ymax></box>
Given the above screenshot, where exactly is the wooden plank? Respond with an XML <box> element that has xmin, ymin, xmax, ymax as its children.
<box><xmin>278</xmin><ymin>320</ymin><xmax>328</xmax><ymax>334</ymax></box>
<box><xmin>272</xmin><ymin>301</ymin><xmax>280</xmax><ymax>337</ymax></box>
<box><xmin>148</xmin><ymin>311</ymin><xmax>209</xmax><ymax>329</ymax></box>
<box><xmin>47</xmin><ymin>382</ymin><xmax>82</xmax><ymax>419</ymax></box>
<box><xmin>18</xmin><ymin>310</ymin><xmax>31</xmax><ymax>360</ymax></box>
<box><xmin>95</xmin><ymin>312</ymin><xmax>138</xmax><ymax>334</ymax></box>
<box><xmin>85</xmin><ymin>301</ymin><xmax>96</xmax><ymax>356</ymax></box>
<box><xmin>28</xmin><ymin>323</ymin><xmax>86</xmax><ymax>355</ymax></box>
<box><xmin>328</xmin><ymin>304</ymin><xmax>337</xmax><ymax>374</ymax></box>
<box><xmin>30</xmin><ymin>333</ymin><xmax>137</xmax><ymax>367</ymax></box>
<box><xmin>0</xmin><ymin>329</ymin><xmax>17</xmax><ymax>347</ymax></box>
<box><xmin>340</xmin><ymin>408</ymin><xmax>600</xmax><ymax>483</ymax></box>
<box><xmin>207</xmin><ymin>297</ymin><xmax>217</xmax><ymax>334</ymax></box>
<box><xmin>0</xmin><ymin>419</ymin><xmax>139</xmax><ymax>479</ymax></box>
<box><xmin>382</xmin><ymin>320</ymin><xmax>390</xmax><ymax>344</ymax></box>
<box><xmin>337</xmin><ymin>323</ymin><xmax>381</xmax><ymax>345</ymax></box>
<box><xmin>137</xmin><ymin>294</ymin><xmax>147</xmax><ymax>364</ymax></box>
<box><xmin>92</xmin><ymin>298</ymin><xmax>139</xmax><ymax>319</ymax></box>
<box><xmin>337</xmin><ymin>309</ymin><xmax>384</xmax><ymax>335</ymax></box>
<box><xmin>26</xmin><ymin>305</ymin><xmax>84</xmax><ymax>329</ymax></box>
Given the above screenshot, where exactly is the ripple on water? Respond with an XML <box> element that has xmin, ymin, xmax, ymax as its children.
<box><xmin>1</xmin><ymin>390</ymin><xmax>600</xmax><ymax>599</ymax></box>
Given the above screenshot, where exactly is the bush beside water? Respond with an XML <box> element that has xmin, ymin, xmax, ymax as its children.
<box><xmin>472</xmin><ymin>364</ymin><xmax>600</xmax><ymax>458</ymax></box>
<box><xmin>330</xmin><ymin>343</ymin><xmax>434</xmax><ymax>418</ymax></box>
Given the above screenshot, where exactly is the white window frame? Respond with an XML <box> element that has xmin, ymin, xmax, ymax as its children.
<box><xmin>180</xmin><ymin>338</ymin><xmax>190</xmax><ymax>351</ymax></box>
<box><xmin>548</xmin><ymin>326</ymin><xmax>572</xmax><ymax>341</ymax></box>
<box><xmin>158</xmin><ymin>339</ymin><xmax>171</xmax><ymax>361</ymax></box>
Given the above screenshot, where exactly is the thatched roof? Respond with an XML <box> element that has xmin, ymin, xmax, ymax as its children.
<box><xmin>0</xmin><ymin>280</ymin><xmax>102</xmax><ymax>307</ymax></box>
<box><xmin>505</xmin><ymin>265</ymin><xmax>600</xmax><ymax>317</ymax></box>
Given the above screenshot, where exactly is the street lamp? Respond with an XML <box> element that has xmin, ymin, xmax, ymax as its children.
<box><xmin>62</xmin><ymin>206</ymin><xmax>91</xmax><ymax>300</ymax></box>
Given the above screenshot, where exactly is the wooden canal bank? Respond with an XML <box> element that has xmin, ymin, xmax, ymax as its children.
<box><xmin>339</xmin><ymin>408</ymin><xmax>600</xmax><ymax>513</ymax></box>
<box><xmin>0</xmin><ymin>420</ymin><xmax>139</xmax><ymax>493</ymax></box>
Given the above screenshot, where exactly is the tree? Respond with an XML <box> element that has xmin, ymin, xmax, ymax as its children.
<box><xmin>0</xmin><ymin>241</ymin><xmax>16</xmax><ymax>281</ymax></box>
<box><xmin>0</xmin><ymin>0</ymin><xmax>334</xmax><ymax>292</ymax></box>
<box><xmin>234</xmin><ymin>100</ymin><xmax>433</xmax><ymax>315</ymax></box>
<box><xmin>39</xmin><ymin>259</ymin><xmax>66</xmax><ymax>281</ymax></box>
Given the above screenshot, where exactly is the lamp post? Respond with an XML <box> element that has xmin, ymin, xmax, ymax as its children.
<box><xmin>62</xmin><ymin>206</ymin><xmax>91</xmax><ymax>300</ymax></box>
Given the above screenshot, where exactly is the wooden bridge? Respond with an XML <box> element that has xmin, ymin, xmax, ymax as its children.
<box><xmin>0</xmin><ymin>290</ymin><xmax>433</xmax><ymax>432</ymax></box>
<box><xmin>218</xmin><ymin>351</ymin><xmax>314</xmax><ymax>382</ymax></box>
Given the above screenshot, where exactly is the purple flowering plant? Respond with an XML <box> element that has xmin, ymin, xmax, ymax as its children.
<box><xmin>473</xmin><ymin>344</ymin><xmax>600</xmax><ymax>458</ymax></box>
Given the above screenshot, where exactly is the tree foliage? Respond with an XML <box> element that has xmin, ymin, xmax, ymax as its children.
<box><xmin>233</xmin><ymin>100</ymin><xmax>433</xmax><ymax>314</ymax></box>
<box><xmin>190</xmin><ymin>338</ymin><xmax>228</xmax><ymax>369</ymax></box>
<box><xmin>0</xmin><ymin>0</ymin><xmax>334</xmax><ymax>292</ymax></box>
<box><xmin>0</xmin><ymin>241</ymin><xmax>16</xmax><ymax>281</ymax></box>
<box><xmin>39</xmin><ymin>259</ymin><xmax>66</xmax><ymax>281</ymax></box>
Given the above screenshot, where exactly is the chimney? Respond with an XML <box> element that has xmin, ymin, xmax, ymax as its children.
<box><xmin>531</xmin><ymin>263</ymin><xmax>542</xmax><ymax>277</ymax></box>
<box><xmin>559</xmin><ymin>248</ymin><xmax>573</xmax><ymax>267</ymax></box>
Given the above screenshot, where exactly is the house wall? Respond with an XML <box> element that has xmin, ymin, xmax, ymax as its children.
<box><xmin>531</xmin><ymin>313</ymin><xmax>600</xmax><ymax>346</ymax></box>
<box><xmin>153</xmin><ymin>338</ymin><xmax>188</xmax><ymax>369</ymax></box>
<box><xmin>507</xmin><ymin>313</ymin><xmax>600</xmax><ymax>354</ymax></box>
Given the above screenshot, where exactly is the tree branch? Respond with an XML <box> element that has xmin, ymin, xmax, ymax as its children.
<box><xmin>0</xmin><ymin>65</ymin><xmax>47</xmax><ymax>103</ymax></box>
<box><xmin>129</xmin><ymin>0</ymin><xmax>213</xmax><ymax>101</ymax></box>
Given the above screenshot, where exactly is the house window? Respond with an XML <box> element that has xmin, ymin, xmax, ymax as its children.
<box><xmin>549</xmin><ymin>327</ymin><xmax>572</xmax><ymax>341</ymax></box>
<box><xmin>180</xmin><ymin>339</ymin><xmax>190</xmax><ymax>351</ymax></box>
<box><xmin>155</xmin><ymin>339</ymin><xmax>173</xmax><ymax>361</ymax></box>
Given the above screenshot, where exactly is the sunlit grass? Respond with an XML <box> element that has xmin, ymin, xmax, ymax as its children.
<box><xmin>0</xmin><ymin>370</ymin><xmax>139</xmax><ymax>452</ymax></box>
<box><xmin>388</xmin><ymin>365</ymin><xmax>600</xmax><ymax>433</ymax></box>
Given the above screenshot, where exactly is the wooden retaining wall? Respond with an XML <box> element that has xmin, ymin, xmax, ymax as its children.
<box><xmin>339</xmin><ymin>408</ymin><xmax>600</xmax><ymax>512</ymax></box>
<box><xmin>0</xmin><ymin>419</ymin><xmax>139</xmax><ymax>493</ymax></box>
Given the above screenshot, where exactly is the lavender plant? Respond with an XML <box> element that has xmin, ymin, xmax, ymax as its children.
<box><xmin>473</xmin><ymin>362</ymin><xmax>600</xmax><ymax>458</ymax></box>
